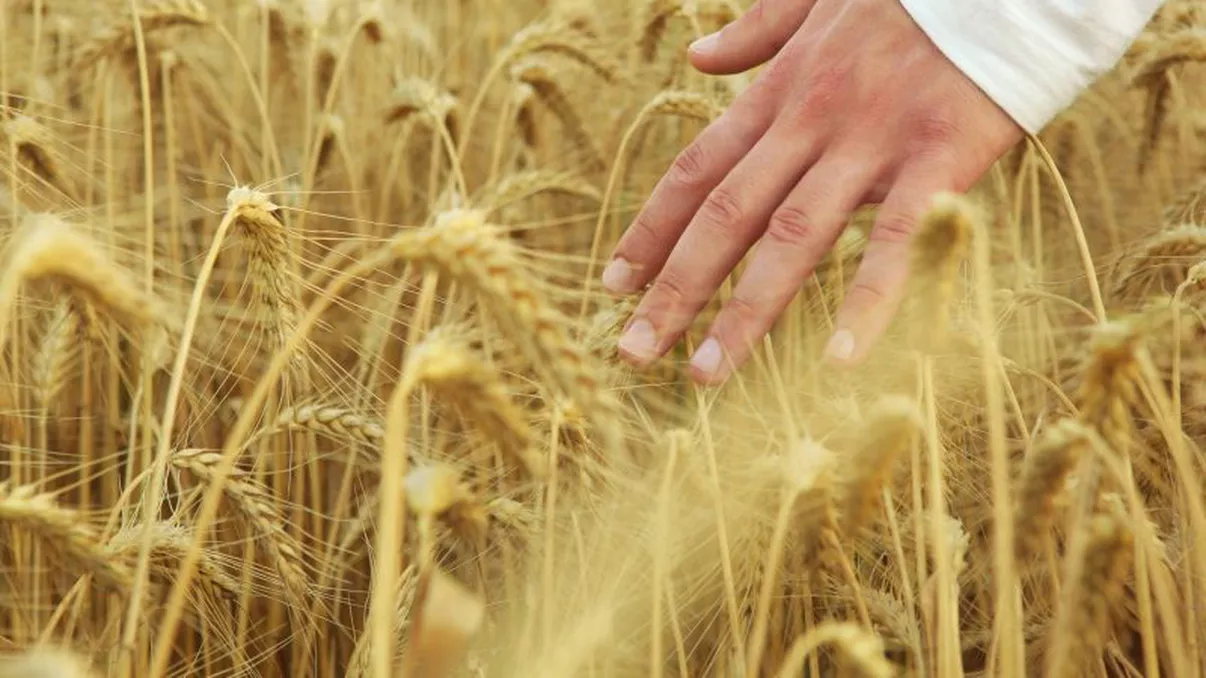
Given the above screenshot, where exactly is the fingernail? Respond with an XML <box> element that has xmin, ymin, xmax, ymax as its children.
<box><xmin>689</xmin><ymin>32</ymin><xmax>720</xmax><ymax>55</ymax></box>
<box><xmin>690</xmin><ymin>337</ymin><xmax>726</xmax><ymax>380</ymax></box>
<box><xmin>602</xmin><ymin>258</ymin><xmax>637</xmax><ymax>293</ymax></box>
<box><xmin>618</xmin><ymin>319</ymin><xmax>659</xmax><ymax>363</ymax></box>
<box><xmin>824</xmin><ymin>329</ymin><xmax>855</xmax><ymax>362</ymax></box>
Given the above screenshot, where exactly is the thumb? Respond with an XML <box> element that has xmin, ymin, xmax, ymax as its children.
<box><xmin>688</xmin><ymin>0</ymin><xmax>816</xmax><ymax>75</ymax></box>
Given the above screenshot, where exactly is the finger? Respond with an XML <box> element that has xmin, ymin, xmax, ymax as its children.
<box><xmin>824</xmin><ymin>166</ymin><xmax>960</xmax><ymax>366</ymax></box>
<box><xmin>602</xmin><ymin>102</ymin><xmax>772</xmax><ymax>295</ymax></box>
<box><xmin>688</xmin><ymin>0</ymin><xmax>817</xmax><ymax>75</ymax></box>
<box><xmin>616</xmin><ymin>123</ymin><xmax>824</xmax><ymax>366</ymax></box>
<box><xmin>688</xmin><ymin>149</ymin><xmax>886</xmax><ymax>384</ymax></box>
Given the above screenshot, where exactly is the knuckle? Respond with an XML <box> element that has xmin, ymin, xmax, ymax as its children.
<box><xmin>714</xmin><ymin>295</ymin><xmax>764</xmax><ymax>351</ymax></box>
<box><xmin>649</xmin><ymin>269</ymin><xmax>694</xmax><ymax>308</ymax></box>
<box><xmin>793</xmin><ymin>62</ymin><xmax>849</xmax><ymax>123</ymax></box>
<box><xmin>910</xmin><ymin>113</ymin><xmax>960</xmax><ymax>152</ymax></box>
<box><xmin>757</xmin><ymin>47</ymin><xmax>800</xmax><ymax>98</ymax></box>
<box><xmin>623</xmin><ymin>212</ymin><xmax>661</xmax><ymax>249</ymax></box>
<box><xmin>723</xmin><ymin>294</ymin><xmax>762</xmax><ymax>330</ymax></box>
<box><xmin>698</xmin><ymin>187</ymin><xmax>744</xmax><ymax>230</ymax></box>
<box><xmin>765</xmin><ymin>204</ymin><xmax>816</xmax><ymax>246</ymax></box>
<box><xmin>668</xmin><ymin>143</ymin><xmax>710</xmax><ymax>188</ymax></box>
<box><xmin>870</xmin><ymin>212</ymin><xmax>916</xmax><ymax>244</ymax></box>
<box><xmin>746</xmin><ymin>0</ymin><xmax>766</xmax><ymax>25</ymax></box>
<box><xmin>848</xmin><ymin>280</ymin><xmax>888</xmax><ymax>305</ymax></box>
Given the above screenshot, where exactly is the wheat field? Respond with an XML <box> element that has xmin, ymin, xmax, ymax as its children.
<box><xmin>1</xmin><ymin>1</ymin><xmax>1205</xmax><ymax>676</ymax></box>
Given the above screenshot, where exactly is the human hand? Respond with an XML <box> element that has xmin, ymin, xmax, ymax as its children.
<box><xmin>601</xmin><ymin>0</ymin><xmax>1024</xmax><ymax>384</ymax></box>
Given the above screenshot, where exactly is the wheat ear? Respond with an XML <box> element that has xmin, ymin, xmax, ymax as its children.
<box><xmin>1044</xmin><ymin>512</ymin><xmax>1134</xmax><ymax>677</ymax></box>
<box><xmin>348</xmin><ymin>566</ymin><xmax>420</xmax><ymax>678</ymax></box>
<box><xmin>405</xmin><ymin>330</ymin><xmax>543</xmax><ymax>476</ymax></box>
<box><xmin>389</xmin><ymin>209</ymin><xmax>625</xmax><ymax>456</ymax></box>
<box><xmin>226</xmin><ymin>186</ymin><xmax>305</xmax><ymax>378</ymax></box>
<box><xmin>405</xmin><ymin>464</ymin><xmax>489</xmax><ymax>557</ymax></box>
<box><xmin>384</xmin><ymin>76</ymin><xmax>459</xmax><ymax>136</ymax></box>
<box><xmin>255</xmin><ymin>402</ymin><xmax>386</xmax><ymax>447</ymax></box>
<box><xmin>33</xmin><ymin>300</ymin><xmax>87</xmax><ymax>413</ymax></box>
<box><xmin>2</xmin><ymin>114</ymin><xmax>64</xmax><ymax>188</ymax></box>
<box><xmin>76</xmin><ymin>0</ymin><xmax>210</xmax><ymax>65</ymax></box>
<box><xmin>0</xmin><ymin>214</ymin><xmax>159</xmax><ymax>356</ymax></box>
<box><xmin>510</xmin><ymin>56</ymin><xmax>605</xmax><ymax>170</ymax></box>
<box><xmin>1013</xmin><ymin>419</ymin><xmax>1089</xmax><ymax>561</ymax></box>
<box><xmin>505</xmin><ymin>19</ymin><xmax>623</xmax><ymax>83</ymax></box>
<box><xmin>906</xmin><ymin>192</ymin><xmax>973</xmax><ymax>353</ymax></box>
<box><xmin>460</xmin><ymin>18</ymin><xmax>621</xmax><ymax>155</ymax></box>
<box><xmin>0</xmin><ymin>482</ymin><xmax>132</xmax><ymax>592</ymax></box>
<box><xmin>171</xmin><ymin>449</ymin><xmax>314</xmax><ymax>614</ymax></box>
<box><xmin>775</xmin><ymin>622</ymin><xmax>894</xmax><ymax>678</ymax></box>
<box><xmin>1112</xmin><ymin>224</ymin><xmax>1206</xmax><ymax>299</ymax></box>
<box><xmin>836</xmin><ymin>396</ymin><xmax>921</xmax><ymax>535</ymax></box>
<box><xmin>106</xmin><ymin>522</ymin><xmax>243</xmax><ymax>600</ymax></box>
<box><xmin>483</xmin><ymin>170</ymin><xmax>603</xmax><ymax>210</ymax></box>
<box><xmin>637</xmin><ymin>0</ymin><xmax>683</xmax><ymax>61</ymax></box>
<box><xmin>0</xmin><ymin>648</ymin><xmax>98</xmax><ymax>678</ymax></box>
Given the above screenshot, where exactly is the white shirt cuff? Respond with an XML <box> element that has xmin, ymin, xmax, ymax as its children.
<box><xmin>899</xmin><ymin>0</ymin><xmax>1165</xmax><ymax>134</ymax></box>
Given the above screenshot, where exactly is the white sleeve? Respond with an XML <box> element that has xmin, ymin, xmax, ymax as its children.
<box><xmin>898</xmin><ymin>0</ymin><xmax>1166</xmax><ymax>133</ymax></box>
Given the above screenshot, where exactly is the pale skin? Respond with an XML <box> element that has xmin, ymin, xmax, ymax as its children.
<box><xmin>601</xmin><ymin>0</ymin><xmax>1026</xmax><ymax>384</ymax></box>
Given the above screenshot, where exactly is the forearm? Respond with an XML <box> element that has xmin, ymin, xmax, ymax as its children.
<box><xmin>899</xmin><ymin>0</ymin><xmax>1166</xmax><ymax>133</ymax></box>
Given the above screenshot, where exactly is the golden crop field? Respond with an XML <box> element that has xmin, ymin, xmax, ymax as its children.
<box><xmin>1</xmin><ymin>1</ymin><xmax>1205</xmax><ymax>676</ymax></box>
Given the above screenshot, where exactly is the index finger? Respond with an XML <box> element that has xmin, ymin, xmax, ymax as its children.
<box><xmin>601</xmin><ymin>104</ymin><xmax>772</xmax><ymax>295</ymax></box>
